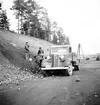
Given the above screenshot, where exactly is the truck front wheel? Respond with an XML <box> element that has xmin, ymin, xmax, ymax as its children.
<box><xmin>65</xmin><ymin>65</ymin><xmax>73</xmax><ymax>76</ymax></box>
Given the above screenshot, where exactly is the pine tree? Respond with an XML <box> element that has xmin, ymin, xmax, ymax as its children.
<box><xmin>0</xmin><ymin>10</ymin><xmax>10</xmax><ymax>30</ymax></box>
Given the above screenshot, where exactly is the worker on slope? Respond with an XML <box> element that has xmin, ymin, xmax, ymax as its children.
<box><xmin>25</xmin><ymin>42</ymin><xmax>30</xmax><ymax>60</ymax></box>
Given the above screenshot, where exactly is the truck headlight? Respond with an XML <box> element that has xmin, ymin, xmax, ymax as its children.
<box><xmin>60</xmin><ymin>55</ymin><xmax>65</xmax><ymax>62</ymax></box>
<box><xmin>60</xmin><ymin>55</ymin><xmax>64</xmax><ymax>59</ymax></box>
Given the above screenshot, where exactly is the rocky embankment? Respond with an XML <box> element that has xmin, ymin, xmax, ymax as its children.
<box><xmin>0</xmin><ymin>58</ymin><xmax>43</xmax><ymax>86</ymax></box>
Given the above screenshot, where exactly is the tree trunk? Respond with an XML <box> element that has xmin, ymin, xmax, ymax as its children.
<box><xmin>18</xmin><ymin>14</ymin><xmax>19</xmax><ymax>34</ymax></box>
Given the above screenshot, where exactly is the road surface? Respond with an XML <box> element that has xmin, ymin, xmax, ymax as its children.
<box><xmin>0</xmin><ymin>60</ymin><xmax>100</xmax><ymax>105</ymax></box>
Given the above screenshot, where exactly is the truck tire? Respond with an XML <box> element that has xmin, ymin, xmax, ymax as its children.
<box><xmin>65</xmin><ymin>65</ymin><xmax>73</xmax><ymax>76</ymax></box>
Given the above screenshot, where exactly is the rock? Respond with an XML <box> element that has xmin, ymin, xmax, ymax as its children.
<box><xmin>40</xmin><ymin>76</ymin><xmax>43</xmax><ymax>79</ymax></box>
<box><xmin>10</xmin><ymin>86</ymin><xmax>12</xmax><ymax>89</ymax></box>
<box><xmin>76</xmin><ymin>78</ymin><xmax>80</xmax><ymax>82</ymax></box>
<box><xmin>64</xmin><ymin>87</ymin><xmax>68</xmax><ymax>91</ymax></box>
<box><xmin>59</xmin><ymin>97</ymin><xmax>66</xmax><ymax>102</ymax></box>
<box><xmin>10</xmin><ymin>43</ymin><xmax>17</xmax><ymax>47</ymax></box>
<box><xmin>36</xmin><ymin>77</ymin><xmax>38</xmax><ymax>79</ymax></box>
<box><xmin>88</xmin><ymin>97</ymin><xmax>91</xmax><ymax>100</ymax></box>
<box><xmin>18</xmin><ymin>88</ymin><xmax>20</xmax><ymax>90</ymax></box>
<box><xmin>82</xmin><ymin>103</ymin><xmax>85</xmax><ymax>105</ymax></box>
<box><xmin>76</xmin><ymin>92</ymin><xmax>80</xmax><ymax>95</ymax></box>
<box><xmin>94</xmin><ymin>94</ymin><xmax>98</xmax><ymax>97</ymax></box>
<box><xmin>23</xmin><ymin>85</ymin><xmax>26</xmax><ymax>87</ymax></box>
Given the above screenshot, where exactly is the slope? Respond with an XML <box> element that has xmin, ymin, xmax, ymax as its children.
<box><xmin>0</xmin><ymin>29</ymin><xmax>53</xmax><ymax>85</ymax></box>
<box><xmin>0</xmin><ymin>29</ymin><xmax>53</xmax><ymax>68</ymax></box>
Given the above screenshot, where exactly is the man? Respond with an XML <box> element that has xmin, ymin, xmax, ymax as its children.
<box><xmin>37</xmin><ymin>47</ymin><xmax>42</xmax><ymax>55</ymax></box>
<box><xmin>37</xmin><ymin>47</ymin><xmax>44</xmax><ymax>67</ymax></box>
<box><xmin>46</xmin><ymin>49</ymin><xmax>50</xmax><ymax>59</ymax></box>
<box><xmin>25</xmin><ymin>42</ymin><xmax>30</xmax><ymax>60</ymax></box>
<box><xmin>37</xmin><ymin>47</ymin><xmax>41</xmax><ymax>55</ymax></box>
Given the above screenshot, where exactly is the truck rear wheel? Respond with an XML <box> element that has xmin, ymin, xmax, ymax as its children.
<box><xmin>74</xmin><ymin>65</ymin><xmax>79</xmax><ymax>71</ymax></box>
<box><xmin>65</xmin><ymin>65</ymin><xmax>73</xmax><ymax>76</ymax></box>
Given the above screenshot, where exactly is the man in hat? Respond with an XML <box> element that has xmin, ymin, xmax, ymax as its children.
<box><xmin>25</xmin><ymin>42</ymin><xmax>30</xmax><ymax>60</ymax></box>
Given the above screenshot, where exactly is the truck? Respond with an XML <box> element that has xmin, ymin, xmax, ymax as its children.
<box><xmin>40</xmin><ymin>45</ymin><xmax>79</xmax><ymax>77</ymax></box>
<box><xmin>96</xmin><ymin>53</ymin><xmax>100</xmax><ymax>61</ymax></box>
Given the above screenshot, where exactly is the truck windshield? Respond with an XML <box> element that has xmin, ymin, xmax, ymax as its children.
<box><xmin>51</xmin><ymin>47</ymin><xmax>69</xmax><ymax>55</ymax></box>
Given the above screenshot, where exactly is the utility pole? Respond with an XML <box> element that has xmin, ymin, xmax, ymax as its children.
<box><xmin>77</xmin><ymin>44</ymin><xmax>80</xmax><ymax>57</ymax></box>
<box><xmin>77</xmin><ymin>43</ymin><xmax>85</xmax><ymax>63</ymax></box>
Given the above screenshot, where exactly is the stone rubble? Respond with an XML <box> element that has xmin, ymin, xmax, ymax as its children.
<box><xmin>0</xmin><ymin>62</ymin><xmax>44</xmax><ymax>85</ymax></box>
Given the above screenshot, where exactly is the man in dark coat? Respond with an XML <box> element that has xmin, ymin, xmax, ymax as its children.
<box><xmin>37</xmin><ymin>47</ymin><xmax>44</xmax><ymax>67</ymax></box>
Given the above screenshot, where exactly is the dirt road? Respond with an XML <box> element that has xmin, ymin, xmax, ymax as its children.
<box><xmin>0</xmin><ymin>60</ymin><xmax>100</xmax><ymax>105</ymax></box>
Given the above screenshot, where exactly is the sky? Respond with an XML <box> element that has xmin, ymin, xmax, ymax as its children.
<box><xmin>1</xmin><ymin>0</ymin><xmax>100</xmax><ymax>55</ymax></box>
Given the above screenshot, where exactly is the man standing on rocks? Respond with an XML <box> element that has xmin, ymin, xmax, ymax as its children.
<box><xmin>25</xmin><ymin>42</ymin><xmax>30</xmax><ymax>60</ymax></box>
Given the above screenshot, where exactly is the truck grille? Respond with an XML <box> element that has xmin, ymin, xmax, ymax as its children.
<box><xmin>51</xmin><ymin>55</ymin><xmax>59</xmax><ymax>67</ymax></box>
